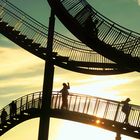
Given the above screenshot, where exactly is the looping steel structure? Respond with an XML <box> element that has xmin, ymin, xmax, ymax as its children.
<box><xmin>0</xmin><ymin>0</ymin><xmax>140</xmax><ymax>139</ymax></box>
<box><xmin>0</xmin><ymin>0</ymin><xmax>137</xmax><ymax>75</ymax></box>
<box><xmin>47</xmin><ymin>0</ymin><xmax>140</xmax><ymax>71</ymax></box>
<box><xmin>1</xmin><ymin>91</ymin><xmax>140</xmax><ymax>138</ymax></box>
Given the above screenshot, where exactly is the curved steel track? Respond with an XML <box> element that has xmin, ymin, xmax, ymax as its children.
<box><xmin>0</xmin><ymin>0</ymin><xmax>135</xmax><ymax>75</ymax></box>
<box><xmin>0</xmin><ymin>1</ymin><xmax>140</xmax><ymax>139</ymax></box>
<box><xmin>1</xmin><ymin>91</ymin><xmax>140</xmax><ymax>139</ymax></box>
<box><xmin>47</xmin><ymin>0</ymin><xmax>140</xmax><ymax>71</ymax></box>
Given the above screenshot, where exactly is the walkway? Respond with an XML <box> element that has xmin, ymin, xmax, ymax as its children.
<box><xmin>0</xmin><ymin>0</ymin><xmax>135</xmax><ymax>74</ymax></box>
<box><xmin>0</xmin><ymin>91</ymin><xmax>140</xmax><ymax>139</ymax></box>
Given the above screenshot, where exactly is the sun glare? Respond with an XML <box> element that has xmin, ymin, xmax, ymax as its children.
<box><xmin>69</xmin><ymin>75</ymin><xmax>130</xmax><ymax>101</ymax></box>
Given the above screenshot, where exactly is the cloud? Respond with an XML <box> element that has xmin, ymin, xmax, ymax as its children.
<box><xmin>0</xmin><ymin>45</ymin><xmax>45</xmax><ymax>106</ymax></box>
<box><xmin>0</xmin><ymin>47</ymin><xmax>43</xmax><ymax>73</ymax></box>
<box><xmin>0</xmin><ymin>36</ymin><xmax>140</xmax><ymax>111</ymax></box>
<box><xmin>137</xmin><ymin>0</ymin><xmax>140</xmax><ymax>5</ymax></box>
<box><xmin>134</xmin><ymin>0</ymin><xmax>140</xmax><ymax>5</ymax></box>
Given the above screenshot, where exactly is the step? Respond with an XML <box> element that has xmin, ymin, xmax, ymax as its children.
<box><xmin>0</xmin><ymin>21</ymin><xmax>8</xmax><ymax>27</ymax></box>
<box><xmin>38</xmin><ymin>47</ymin><xmax>47</xmax><ymax>53</ymax></box>
<box><xmin>17</xmin><ymin>34</ymin><xmax>26</xmax><ymax>40</ymax></box>
<box><xmin>6</xmin><ymin>26</ymin><xmax>14</xmax><ymax>31</ymax></box>
<box><xmin>38</xmin><ymin>48</ymin><xmax>57</xmax><ymax>56</ymax></box>
<box><xmin>12</xmin><ymin>30</ymin><xmax>20</xmax><ymax>36</ymax></box>
<box><xmin>52</xmin><ymin>52</ymin><xmax>58</xmax><ymax>57</ymax></box>
<box><xmin>133</xmin><ymin>57</ymin><xmax>140</xmax><ymax>61</ymax></box>
<box><xmin>31</xmin><ymin>43</ymin><xmax>41</xmax><ymax>49</ymax></box>
<box><xmin>55</xmin><ymin>56</ymin><xmax>69</xmax><ymax>62</ymax></box>
<box><xmin>24</xmin><ymin>38</ymin><xmax>33</xmax><ymax>44</ymax></box>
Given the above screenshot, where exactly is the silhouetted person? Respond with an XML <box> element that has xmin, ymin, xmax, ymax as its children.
<box><xmin>13</xmin><ymin>101</ymin><xmax>17</xmax><ymax>115</ymax></box>
<box><xmin>85</xmin><ymin>16</ymin><xmax>99</xmax><ymax>39</ymax></box>
<box><xmin>1</xmin><ymin>109</ymin><xmax>7</xmax><ymax>124</ymax></box>
<box><xmin>121</xmin><ymin>98</ymin><xmax>131</xmax><ymax>124</ymax></box>
<box><xmin>59</xmin><ymin>82</ymin><xmax>70</xmax><ymax>109</ymax></box>
<box><xmin>9</xmin><ymin>101</ymin><xmax>17</xmax><ymax>118</ymax></box>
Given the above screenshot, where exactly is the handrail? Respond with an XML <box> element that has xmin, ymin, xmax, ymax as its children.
<box><xmin>49</xmin><ymin>0</ymin><xmax>140</xmax><ymax>58</ymax></box>
<box><xmin>0</xmin><ymin>0</ymin><xmax>134</xmax><ymax>74</ymax></box>
<box><xmin>0</xmin><ymin>0</ymin><xmax>117</xmax><ymax>64</ymax></box>
<box><xmin>1</xmin><ymin>0</ymin><xmax>138</xmax><ymax>74</ymax></box>
<box><xmin>0</xmin><ymin>0</ymin><xmax>92</xmax><ymax>50</ymax></box>
<box><xmin>89</xmin><ymin>1</ymin><xmax>140</xmax><ymax>37</ymax></box>
<box><xmin>1</xmin><ymin>91</ymin><xmax>140</xmax><ymax>128</ymax></box>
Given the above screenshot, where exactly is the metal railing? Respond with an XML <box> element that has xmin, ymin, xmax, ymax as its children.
<box><xmin>0</xmin><ymin>0</ymin><xmax>116</xmax><ymax>66</ymax></box>
<box><xmin>1</xmin><ymin>91</ymin><xmax>140</xmax><ymax>128</ymax></box>
<box><xmin>60</xmin><ymin>0</ymin><xmax>140</xmax><ymax>57</ymax></box>
<box><xmin>0</xmin><ymin>0</ymin><xmax>136</xmax><ymax>74</ymax></box>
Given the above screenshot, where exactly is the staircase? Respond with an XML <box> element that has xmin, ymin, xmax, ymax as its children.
<box><xmin>0</xmin><ymin>0</ymin><xmax>135</xmax><ymax>75</ymax></box>
<box><xmin>0</xmin><ymin>91</ymin><xmax>140</xmax><ymax>139</ymax></box>
<box><xmin>47</xmin><ymin>0</ymin><xmax>140</xmax><ymax>71</ymax></box>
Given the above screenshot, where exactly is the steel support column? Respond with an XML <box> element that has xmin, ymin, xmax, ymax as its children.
<box><xmin>115</xmin><ymin>133</ymin><xmax>121</xmax><ymax>140</ymax></box>
<box><xmin>38</xmin><ymin>9</ymin><xmax>55</xmax><ymax>140</ymax></box>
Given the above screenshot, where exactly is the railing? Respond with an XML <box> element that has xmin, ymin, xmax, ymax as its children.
<box><xmin>60</xmin><ymin>0</ymin><xmax>140</xmax><ymax>57</ymax></box>
<box><xmin>0</xmin><ymin>0</ymin><xmax>117</xmax><ymax>66</ymax></box>
<box><xmin>1</xmin><ymin>91</ymin><xmax>140</xmax><ymax>128</ymax></box>
<box><xmin>0</xmin><ymin>91</ymin><xmax>42</xmax><ymax>124</ymax></box>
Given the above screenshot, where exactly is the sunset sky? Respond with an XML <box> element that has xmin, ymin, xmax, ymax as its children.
<box><xmin>0</xmin><ymin>0</ymin><xmax>140</xmax><ymax>140</ymax></box>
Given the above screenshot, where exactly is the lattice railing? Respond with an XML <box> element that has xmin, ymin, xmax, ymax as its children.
<box><xmin>0</xmin><ymin>0</ymin><xmax>117</xmax><ymax>65</ymax></box>
<box><xmin>60</xmin><ymin>0</ymin><xmax>140</xmax><ymax>57</ymax></box>
<box><xmin>1</xmin><ymin>91</ymin><xmax>140</xmax><ymax>128</ymax></box>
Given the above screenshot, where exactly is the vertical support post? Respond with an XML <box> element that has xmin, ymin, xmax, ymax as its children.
<box><xmin>38</xmin><ymin>9</ymin><xmax>55</xmax><ymax>140</ymax></box>
<box><xmin>114</xmin><ymin>103</ymin><xmax>120</xmax><ymax>121</ymax></box>
<box><xmin>20</xmin><ymin>97</ymin><xmax>23</xmax><ymax>114</ymax></box>
<box><xmin>115</xmin><ymin>133</ymin><xmax>121</xmax><ymax>140</ymax></box>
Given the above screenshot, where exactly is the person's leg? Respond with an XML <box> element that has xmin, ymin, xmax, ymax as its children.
<box><xmin>124</xmin><ymin>111</ymin><xmax>129</xmax><ymax>124</ymax></box>
<box><xmin>61</xmin><ymin>96</ymin><xmax>65</xmax><ymax>109</ymax></box>
<box><xmin>65</xmin><ymin>97</ymin><xmax>68</xmax><ymax>109</ymax></box>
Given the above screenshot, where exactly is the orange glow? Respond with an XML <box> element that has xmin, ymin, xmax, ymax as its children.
<box><xmin>96</xmin><ymin>119</ymin><xmax>101</xmax><ymax>124</ymax></box>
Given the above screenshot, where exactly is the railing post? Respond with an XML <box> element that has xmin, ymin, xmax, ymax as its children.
<box><xmin>26</xmin><ymin>95</ymin><xmax>28</xmax><ymax>110</ymax></box>
<box><xmin>73</xmin><ymin>95</ymin><xmax>78</xmax><ymax>111</ymax></box>
<box><xmin>38</xmin><ymin>9</ymin><xmax>55</xmax><ymax>140</ymax></box>
<box><xmin>54</xmin><ymin>93</ymin><xmax>59</xmax><ymax>109</ymax></box>
<box><xmin>20</xmin><ymin>97</ymin><xmax>22</xmax><ymax>114</ymax></box>
<box><xmin>114</xmin><ymin>103</ymin><xmax>120</xmax><ymax>121</ymax></box>
<box><xmin>77</xmin><ymin>96</ymin><xmax>81</xmax><ymax>112</ymax></box>
<box><xmin>93</xmin><ymin>99</ymin><xmax>100</xmax><ymax>115</ymax></box>
<box><xmin>86</xmin><ymin>98</ymin><xmax>91</xmax><ymax>114</ymax></box>
<box><xmin>68</xmin><ymin>95</ymin><xmax>72</xmax><ymax>110</ymax></box>
<box><xmin>115</xmin><ymin>133</ymin><xmax>121</xmax><ymax>140</ymax></box>
<box><xmin>103</xmin><ymin>101</ymin><xmax>109</xmax><ymax>119</ymax></box>
<box><xmin>32</xmin><ymin>93</ymin><xmax>34</xmax><ymax>108</ymax></box>
<box><xmin>136</xmin><ymin>111</ymin><xmax>140</xmax><ymax>127</ymax></box>
<box><xmin>83</xmin><ymin>97</ymin><xmax>88</xmax><ymax>113</ymax></box>
<box><xmin>38</xmin><ymin>92</ymin><xmax>42</xmax><ymax>109</ymax></box>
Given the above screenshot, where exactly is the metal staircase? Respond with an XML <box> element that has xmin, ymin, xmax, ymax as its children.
<box><xmin>0</xmin><ymin>1</ymin><xmax>140</xmax><ymax>139</ymax></box>
<box><xmin>47</xmin><ymin>0</ymin><xmax>140</xmax><ymax>71</ymax></box>
<box><xmin>0</xmin><ymin>91</ymin><xmax>140</xmax><ymax>139</ymax></box>
<box><xmin>0</xmin><ymin>0</ymin><xmax>135</xmax><ymax>75</ymax></box>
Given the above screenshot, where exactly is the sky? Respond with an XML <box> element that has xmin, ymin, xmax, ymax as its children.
<box><xmin>0</xmin><ymin>0</ymin><xmax>140</xmax><ymax>140</ymax></box>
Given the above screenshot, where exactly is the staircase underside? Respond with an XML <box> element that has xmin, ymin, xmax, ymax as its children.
<box><xmin>47</xmin><ymin>0</ymin><xmax>140</xmax><ymax>72</ymax></box>
<box><xmin>0</xmin><ymin>108</ymin><xmax>140</xmax><ymax>139</ymax></box>
<box><xmin>0</xmin><ymin>20</ymin><xmax>132</xmax><ymax>75</ymax></box>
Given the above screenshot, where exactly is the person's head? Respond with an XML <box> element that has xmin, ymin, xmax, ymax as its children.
<box><xmin>63</xmin><ymin>83</ymin><xmax>67</xmax><ymax>87</ymax></box>
<box><xmin>126</xmin><ymin>98</ymin><xmax>131</xmax><ymax>102</ymax></box>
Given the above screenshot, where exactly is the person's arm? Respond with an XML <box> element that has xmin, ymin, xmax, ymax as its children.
<box><xmin>67</xmin><ymin>82</ymin><xmax>70</xmax><ymax>89</ymax></box>
<box><xmin>121</xmin><ymin>101</ymin><xmax>125</xmax><ymax>104</ymax></box>
<box><xmin>58</xmin><ymin>88</ymin><xmax>63</xmax><ymax>93</ymax></box>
